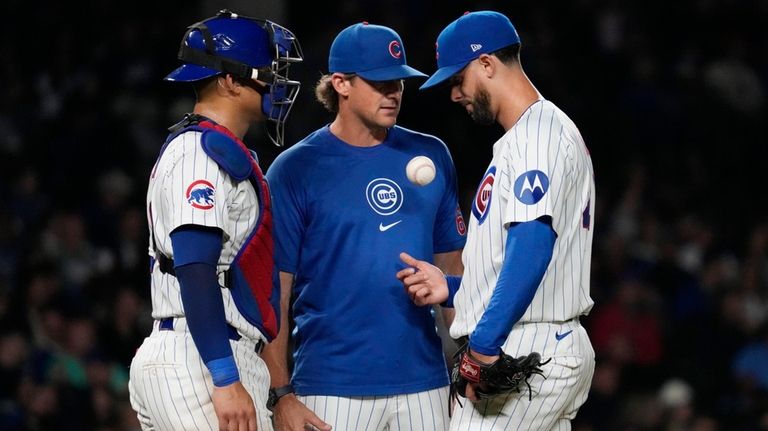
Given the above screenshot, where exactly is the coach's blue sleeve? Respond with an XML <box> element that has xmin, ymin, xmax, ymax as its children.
<box><xmin>171</xmin><ymin>227</ymin><xmax>239</xmax><ymax>387</ymax></box>
<box><xmin>432</xmin><ymin>139</ymin><xmax>467</xmax><ymax>253</ymax></box>
<box><xmin>469</xmin><ymin>218</ymin><xmax>555</xmax><ymax>355</ymax></box>
<box><xmin>266</xmin><ymin>154</ymin><xmax>306</xmax><ymax>274</ymax></box>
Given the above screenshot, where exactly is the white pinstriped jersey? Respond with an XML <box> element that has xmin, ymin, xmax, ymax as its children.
<box><xmin>146</xmin><ymin>130</ymin><xmax>265</xmax><ymax>341</ymax></box>
<box><xmin>450</xmin><ymin>100</ymin><xmax>595</xmax><ymax>339</ymax></box>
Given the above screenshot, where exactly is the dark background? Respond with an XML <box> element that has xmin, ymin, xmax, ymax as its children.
<box><xmin>1</xmin><ymin>0</ymin><xmax>767</xmax><ymax>429</ymax></box>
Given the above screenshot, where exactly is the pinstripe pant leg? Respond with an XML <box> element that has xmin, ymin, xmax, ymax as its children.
<box><xmin>128</xmin><ymin>331</ymin><xmax>218</xmax><ymax>431</ymax></box>
<box><xmin>391</xmin><ymin>387</ymin><xmax>450</xmax><ymax>431</ymax></box>
<box><xmin>299</xmin><ymin>395</ymin><xmax>391</xmax><ymax>431</ymax></box>
<box><xmin>232</xmin><ymin>337</ymin><xmax>273</xmax><ymax>430</ymax></box>
<box><xmin>449</xmin><ymin>325</ymin><xmax>595</xmax><ymax>431</ymax></box>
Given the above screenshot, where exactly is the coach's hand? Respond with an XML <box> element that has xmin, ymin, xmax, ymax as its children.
<box><xmin>397</xmin><ymin>252</ymin><xmax>449</xmax><ymax>306</ymax></box>
<box><xmin>273</xmin><ymin>394</ymin><xmax>332</xmax><ymax>431</ymax></box>
<box><xmin>212</xmin><ymin>381</ymin><xmax>257</xmax><ymax>431</ymax></box>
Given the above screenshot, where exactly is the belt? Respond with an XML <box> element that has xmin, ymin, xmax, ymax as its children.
<box><xmin>158</xmin><ymin>317</ymin><xmax>265</xmax><ymax>354</ymax></box>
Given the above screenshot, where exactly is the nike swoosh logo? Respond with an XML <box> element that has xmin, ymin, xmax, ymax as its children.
<box><xmin>379</xmin><ymin>220</ymin><xmax>402</xmax><ymax>232</ymax></box>
<box><xmin>555</xmin><ymin>330</ymin><xmax>573</xmax><ymax>341</ymax></box>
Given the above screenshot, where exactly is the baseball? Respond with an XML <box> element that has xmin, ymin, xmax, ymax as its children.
<box><xmin>406</xmin><ymin>156</ymin><xmax>436</xmax><ymax>186</ymax></box>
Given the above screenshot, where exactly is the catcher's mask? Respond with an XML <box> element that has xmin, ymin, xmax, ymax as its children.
<box><xmin>166</xmin><ymin>9</ymin><xmax>303</xmax><ymax>147</ymax></box>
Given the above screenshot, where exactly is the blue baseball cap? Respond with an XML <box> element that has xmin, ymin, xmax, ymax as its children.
<box><xmin>329</xmin><ymin>22</ymin><xmax>426</xmax><ymax>81</ymax></box>
<box><xmin>420</xmin><ymin>11</ymin><xmax>520</xmax><ymax>90</ymax></box>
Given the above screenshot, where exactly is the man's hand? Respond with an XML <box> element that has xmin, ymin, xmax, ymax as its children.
<box><xmin>397</xmin><ymin>252</ymin><xmax>449</xmax><ymax>306</ymax></box>
<box><xmin>273</xmin><ymin>394</ymin><xmax>332</xmax><ymax>431</ymax></box>
<box><xmin>464</xmin><ymin>349</ymin><xmax>500</xmax><ymax>402</ymax></box>
<box><xmin>450</xmin><ymin>343</ymin><xmax>548</xmax><ymax>405</ymax></box>
<box><xmin>211</xmin><ymin>381</ymin><xmax>257</xmax><ymax>431</ymax></box>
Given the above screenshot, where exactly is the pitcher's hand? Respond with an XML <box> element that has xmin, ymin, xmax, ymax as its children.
<box><xmin>397</xmin><ymin>252</ymin><xmax>449</xmax><ymax>306</ymax></box>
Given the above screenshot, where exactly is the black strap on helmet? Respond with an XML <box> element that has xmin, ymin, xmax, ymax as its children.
<box><xmin>176</xmin><ymin>9</ymin><xmax>276</xmax><ymax>84</ymax></box>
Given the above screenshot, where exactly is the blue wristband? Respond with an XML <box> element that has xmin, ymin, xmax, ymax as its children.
<box><xmin>206</xmin><ymin>356</ymin><xmax>240</xmax><ymax>387</ymax></box>
<box><xmin>441</xmin><ymin>275</ymin><xmax>462</xmax><ymax>308</ymax></box>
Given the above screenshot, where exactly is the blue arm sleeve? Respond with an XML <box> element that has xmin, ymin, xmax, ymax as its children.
<box><xmin>171</xmin><ymin>227</ymin><xmax>239</xmax><ymax>387</ymax></box>
<box><xmin>171</xmin><ymin>225</ymin><xmax>222</xmax><ymax>266</ymax></box>
<box><xmin>469</xmin><ymin>219</ymin><xmax>556</xmax><ymax>355</ymax></box>
<box><xmin>442</xmin><ymin>275</ymin><xmax>462</xmax><ymax>308</ymax></box>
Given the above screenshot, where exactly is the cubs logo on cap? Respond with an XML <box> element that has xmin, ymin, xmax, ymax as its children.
<box><xmin>329</xmin><ymin>22</ymin><xmax>426</xmax><ymax>81</ymax></box>
<box><xmin>388</xmin><ymin>40</ymin><xmax>402</xmax><ymax>59</ymax></box>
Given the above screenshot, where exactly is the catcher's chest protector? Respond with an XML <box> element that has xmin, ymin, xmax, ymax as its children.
<box><xmin>161</xmin><ymin>118</ymin><xmax>280</xmax><ymax>340</ymax></box>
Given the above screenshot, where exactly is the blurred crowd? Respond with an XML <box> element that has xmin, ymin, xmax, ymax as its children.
<box><xmin>1</xmin><ymin>0</ymin><xmax>767</xmax><ymax>429</ymax></box>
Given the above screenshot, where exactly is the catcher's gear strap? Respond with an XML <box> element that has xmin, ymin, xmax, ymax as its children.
<box><xmin>178</xmin><ymin>43</ymin><xmax>275</xmax><ymax>83</ymax></box>
<box><xmin>156</xmin><ymin>253</ymin><xmax>176</xmax><ymax>276</ymax></box>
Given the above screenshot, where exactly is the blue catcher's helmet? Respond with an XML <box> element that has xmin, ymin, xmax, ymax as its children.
<box><xmin>166</xmin><ymin>9</ymin><xmax>303</xmax><ymax>146</ymax></box>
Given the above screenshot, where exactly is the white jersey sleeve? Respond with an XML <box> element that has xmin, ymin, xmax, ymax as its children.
<box><xmin>501</xmin><ymin>103</ymin><xmax>569</xmax><ymax>231</ymax></box>
<box><xmin>166</xmin><ymin>132</ymin><xmax>231</xmax><ymax>232</ymax></box>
